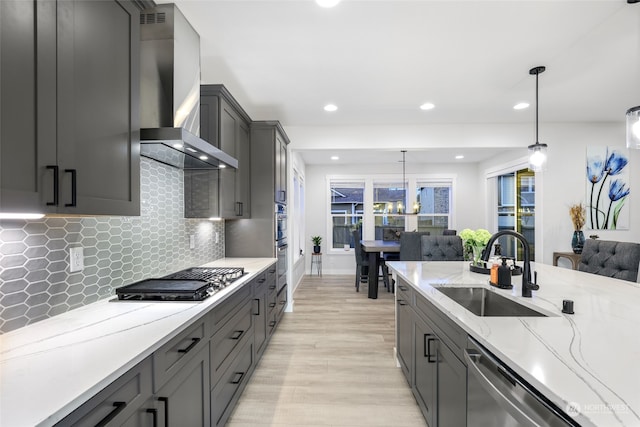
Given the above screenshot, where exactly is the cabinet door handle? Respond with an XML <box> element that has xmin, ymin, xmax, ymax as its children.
<box><xmin>230</xmin><ymin>330</ymin><xmax>244</xmax><ymax>340</ymax></box>
<box><xmin>398</xmin><ymin>299</ymin><xmax>407</xmax><ymax>306</ymax></box>
<box><xmin>177</xmin><ymin>337</ymin><xmax>200</xmax><ymax>354</ymax></box>
<box><xmin>269</xmin><ymin>320</ymin><xmax>277</xmax><ymax>327</ymax></box>
<box><xmin>253</xmin><ymin>298</ymin><xmax>260</xmax><ymax>316</ymax></box>
<box><xmin>398</xmin><ymin>285</ymin><xmax>408</xmax><ymax>292</ymax></box>
<box><xmin>46</xmin><ymin>165</ymin><xmax>59</xmax><ymax>206</ymax></box>
<box><xmin>269</xmin><ymin>302</ymin><xmax>276</xmax><ymax>308</ymax></box>
<box><xmin>146</xmin><ymin>408</ymin><xmax>158</xmax><ymax>427</ymax></box>
<box><xmin>231</xmin><ymin>372</ymin><xmax>245</xmax><ymax>385</ymax></box>
<box><xmin>158</xmin><ymin>396</ymin><xmax>169</xmax><ymax>426</ymax></box>
<box><xmin>269</xmin><ymin>284</ymin><xmax>276</xmax><ymax>290</ymax></box>
<box><xmin>425</xmin><ymin>335</ymin><xmax>437</xmax><ymax>363</ymax></box>
<box><xmin>95</xmin><ymin>401</ymin><xmax>127</xmax><ymax>427</ymax></box>
<box><xmin>64</xmin><ymin>169</ymin><xmax>77</xmax><ymax>207</ymax></box>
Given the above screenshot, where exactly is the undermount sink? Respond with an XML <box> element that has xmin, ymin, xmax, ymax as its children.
<box><xmin>433</xmin><ymin>286</ymin><xmax>547</xmax><ymax>317</ymax></box>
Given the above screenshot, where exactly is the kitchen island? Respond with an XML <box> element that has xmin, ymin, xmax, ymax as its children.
<box><xmin>0</xmin><ymin>258</ymin><xmax>276</xmax><ymax>427</ymax></box>
<box><xmin>386</xmin><ymin>260</ymin><xmax>640</xmax><ymax>427</ymax></box>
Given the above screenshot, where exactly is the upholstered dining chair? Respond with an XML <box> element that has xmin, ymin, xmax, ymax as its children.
<box><xmin>421</xmin><ymin>235</ymin><xmax>464</xmax><ymax>261</ymax></box>
<box><xmin>399</xmin><ymin>231</ymin><xmax>431</xmax><ymax>261</ymax></box>
<box><xmin>577</xmin><ymin>239</ymin><xmax>640</xmax><ymax>282</ymax></box>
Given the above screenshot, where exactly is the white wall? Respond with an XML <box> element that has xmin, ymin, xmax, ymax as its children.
<box><xmin>288</xmin><ymin>121</ymin><xmax>639</xmax><ymax>275</ymax></box>
<box><xmin>482</xmin><ymin>122</ymin><xmax>640</xmax><ymax>265</ymax></box>
<box><xmin>303</xmin><ymin>161</ymin><xmax>482</xmax><ymax>275</ymax></box>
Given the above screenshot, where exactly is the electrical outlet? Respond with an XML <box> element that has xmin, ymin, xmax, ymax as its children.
<box><xmin>189</xmin><ymin>235</ymin><xmax>195</xmax><ymax>249</ymax></box>
<box><xmin>69</xmin><ymin>246</ymin><xmax>84</xmax><ymax>272</ymax></box>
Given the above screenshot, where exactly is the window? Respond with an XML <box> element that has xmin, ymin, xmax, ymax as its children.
<box><xmin>373</xmin><ymin>181</ymin><xmax>406</xmax><ymax>239</ymax></box>
<box><xmin>416</xmin><ymin>181</ymin><xmax>452</xmax><ymax>234</ymax></box>
<box><xmin>330</xmin><ymin>180</ymin><xmax>364</xmax><ymax>249</ymax></box>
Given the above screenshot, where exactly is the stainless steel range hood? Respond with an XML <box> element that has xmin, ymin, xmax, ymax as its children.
<box><xmin>139</xmin><ymin>4</ymin><xmax>237</xmax><ymax>169</ymax></box>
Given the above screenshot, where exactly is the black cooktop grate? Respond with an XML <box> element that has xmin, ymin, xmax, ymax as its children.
<box><xmin>162</xmin><ymin>267</ymin><xmax>244</xmax><ymax>281</ymax></box>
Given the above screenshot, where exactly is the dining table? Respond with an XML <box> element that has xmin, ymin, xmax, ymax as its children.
<box><xmin>360</xmin><ymin>240</ymin><xmax>401</xmax><ymax>299</ymax></box>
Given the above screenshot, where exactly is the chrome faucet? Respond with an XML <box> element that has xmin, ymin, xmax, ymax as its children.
<box><xmin>481</xmin><ymin>230</ymin><xmax>539</xmax><ymax>297</ymax></box>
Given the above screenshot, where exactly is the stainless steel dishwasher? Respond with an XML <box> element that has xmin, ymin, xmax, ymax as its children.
<box><xmin>465</xmin><ymin>337</ymin><xmax>580</xmax><ymax>427</ymax></box>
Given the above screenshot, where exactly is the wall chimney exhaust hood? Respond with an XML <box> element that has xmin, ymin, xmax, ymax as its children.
<box><xmin>139</xmin><ymin>4</ymin><xmax>237</xmax><ymax>169</ymax></box>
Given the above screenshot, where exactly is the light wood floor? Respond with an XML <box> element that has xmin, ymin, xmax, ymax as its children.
<box><xmin>226</xmin><ymin>275</ymin><xmax>427</xmax><ymax>427</ymax></box>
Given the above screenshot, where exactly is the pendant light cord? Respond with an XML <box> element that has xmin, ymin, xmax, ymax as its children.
<box><xmin>535</xmin><ymin>71</ymin><xmax>539</xmax><ymax>144</ymax></box>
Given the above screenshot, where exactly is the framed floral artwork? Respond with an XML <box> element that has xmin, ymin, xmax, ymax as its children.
<box><xmin>586</xmin><ymin>147</ymin><xmax>630</xmax><ymax>230</ymax></box>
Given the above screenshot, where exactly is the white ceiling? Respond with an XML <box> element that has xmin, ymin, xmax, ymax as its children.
<box><xmin>156</xmin><ymin>0</ymin><xmax>640</xmax><ymax>164</ymax></box>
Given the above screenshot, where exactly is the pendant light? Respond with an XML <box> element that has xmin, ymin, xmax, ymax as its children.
<box><xmin>627</xmin><ymin>106</ymin><xmax>640</xmax><ymax>149</ymax></box>
<box><xmin>528</xmin><ymin>66</ymin><xmax>548</xmax><ymax>172</ymax></box>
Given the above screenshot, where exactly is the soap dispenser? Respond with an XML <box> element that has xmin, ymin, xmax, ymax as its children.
<box><xmin>497</xmin><ymin>257</ymin><xmax>513</xmax><ymax>289</ymax></box>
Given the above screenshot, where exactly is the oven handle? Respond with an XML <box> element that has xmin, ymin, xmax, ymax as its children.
<box><xmin>278</xmin><ymin>244</ymin><xmax>288</xmax><ymax>252</ymax></box>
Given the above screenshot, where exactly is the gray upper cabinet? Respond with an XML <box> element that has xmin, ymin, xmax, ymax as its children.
<box><xmin>0</xmin><ymin>0</ymin><xmax>141</xmax><ymax>216</ymax></box>
<box><xmin>251</xmin><ymin>121</ymin><xmax>290</xmax><ymax>206</ymax></box>
<box><xmin>195</xmin><ymin>84</ymin><xmax>251</xmax><ymax>219</ymax></box>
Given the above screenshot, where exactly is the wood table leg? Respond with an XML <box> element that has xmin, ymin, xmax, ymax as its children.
<box><xmin>368</xmin><ymin>251</ymin><xmax>380</xmax><ymax>299</ymax></box>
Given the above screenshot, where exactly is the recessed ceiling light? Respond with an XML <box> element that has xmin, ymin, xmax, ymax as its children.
<box><xmin>199</xmin><ymin>155</ymin><xmax>208</xmax><ymax>161</ymax></box>
<box><xmin>219</xmin><ymin>164</ymin><xmax>226</xmax><ymax>169</ymax></box>
<box><xmin>316</xmin><ymin>0</ymin><xmax>340</xmax><ymax>7</ymax></box>
<box><xmin>331</xmin><ymin>156</ymin><xmax>339</xmax><ymax>160</ymax></box>
<box><xmin>420</xmin><ymin>103</ymin><xmax>435</xmax><ymax>110</ymax></box>
<box><xmin>185</xmin><ymin>147</ymin><xmax>197</xmax><ymax>153</ymax></box>
<box><xmin>324</xmin><ymin>104</ymin><xmax>338</xmax><ymax>112</ymax></box>
<box><xmin>172</xmin><ymin>143</ymin><xmax>184</xmax><ymax>149</ymax></box>
<box><xmin>455</xmin><ymin>155</ymin><xmax>464</xmax><ymax>160</ymax></box>
<box><xmin>513</xmin><ymin>102</ymin><xmax>530</xmax><ymax>110</ymax></box>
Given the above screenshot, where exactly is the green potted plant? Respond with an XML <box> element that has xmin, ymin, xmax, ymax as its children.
<box><xmin>311</xmin><ymin>236</ymin><xmax>322</xmax><ymax>254</ymax></box>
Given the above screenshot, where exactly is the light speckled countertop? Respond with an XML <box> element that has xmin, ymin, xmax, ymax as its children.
<box><xmin>386</xmin><ymin>261</ymin><xmax>640</xmax><ymax>427</ymax></box>
<box><xmin>0</xmin><ymin>258</ymin><xmax>276</xmax><ymax>427</ymax></box>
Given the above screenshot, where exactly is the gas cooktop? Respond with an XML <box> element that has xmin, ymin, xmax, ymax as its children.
<box><xmin>115</xmin><ymin>267</ymin><xmax>245</xmax><ymax>301</ymax></box>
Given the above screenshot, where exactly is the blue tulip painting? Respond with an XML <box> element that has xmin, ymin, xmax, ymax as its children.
<box><xmin>586</xmin><ymin>147</ymin><xmax>630</xmax><ymax>230</ymax></box>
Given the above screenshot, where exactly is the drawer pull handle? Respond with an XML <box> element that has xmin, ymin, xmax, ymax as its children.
<box><xmin>269</xmin><ymin>321</ymin><xmax>276</xmax><ymax>327</ymax></box>
<box><xmin>95</xmin><ymin>401</ymin><xmax>127</xmax><ymax>427</ymax></box>
<box><xmin>177</xmin><ymin>337</ymin><xmax>200</xmax><ymax>354</ymax></box>
<box><xmin>269</xmin><ymin>302</ymin><xmax>276</xmax><ymax>308</ymax></box>
<box><xmin>146</xmin><ymin>408</ymin><xmax>157</xmax><ymax>427</ymax></box>
<box><xmin>398</xmin><ymin>299</ymin><xmax>407</xmax><ymax>306</ymax></box>
<box><xmin>253</xmin><ymin>298</ymin><xmax>260</xmax><ymax>316</ymax></box>
<box><xmin>158</xmin><ymin>397</ymin><xmax>169</xmax><ymax>425</ymax></box>
<box><xmin>46</xmin><ymin>165</ymin><xmax>59</xmax><ymax>206</ymax></box>
<box><xmin>230</xmin><ymin>330</ymin><xmax>244</xmax><ymax>340</ymax></box>
<box><xmin>231</xmin><ymin>372</ymin><xmax>245</xmax><ymax>385</ymax></box>
<box><xmin>399</xmin><ymin>285</ymin><xmax>408</xmax><ymax>291</ymax></box>
<box><xmin>258</xmin><ymin>278</ymin><xmax>266</xmax><ymax>283</ymax></box>
<box><xmin>269</xmin><ymin>285</ymin><xmax>276</xmax><ymax>290</ymax></box>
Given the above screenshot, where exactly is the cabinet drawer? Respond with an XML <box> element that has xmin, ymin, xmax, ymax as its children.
<box><xmin>415</xmin><ymin>293</ymin><xmax>466</xmax><ymax>360</ymax></box>
<box><xmin>266</xmin><ymin>264</ymin><xmax>277</xmax><ymax>285</ymax></box>
<box><xmin>56</xmin><ymin>357</ymin><xmax>152</xmax><ymax>427</ymax></box>
<box><xmin>211</xmin><ymin>339</ymin><xmax>254</xmax><ymax>427</ymax></box>
<box><xmin>153</xmin><ymin>319</ymin><xmax>207</xmax><ymax>391</ymax></box>
<box><xmin>210</xmin><ymin>284</ymin><xmax>252</xmax><ymax>335</ymax></box>
<box><xmin>210</xmin><ymin>299</ymin><xmax>253</xmax><ymax>387</ymax></box>
<box><xmin>396</xmin><ymin>279</ymin><xmax>414</xmax><ymax>306</ymax></box>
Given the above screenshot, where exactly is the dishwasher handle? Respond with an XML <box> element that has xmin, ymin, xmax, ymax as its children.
<box><xmin>465</xmin><ymin>348</ymin><xmax>540</xmax><ymax>427</ymax></box>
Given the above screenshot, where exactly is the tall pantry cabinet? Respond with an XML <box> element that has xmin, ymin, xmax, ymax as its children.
<box><xmin>0</xmin><ymin>0</ymin><xmax>140</xmax><ymax>216</ymax></box>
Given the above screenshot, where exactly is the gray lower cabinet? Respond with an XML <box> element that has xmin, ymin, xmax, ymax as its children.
<box><xmin>396</xmin><ymin>283</ymin><xmax>414</xmax><ymax>384</ymax></box>
<box><xmin>56</xmin><ymin>263</ymin><xmax>278</xmax><ymax>427</ymax></box>
<box><xmin>190</xmin><ymin>84</ymin><xmax>251</xmax><ymax>219</ymax></box>
<box><xmin>55</xmin><ymin>357</ymin><xmax>153</xmax><ymax>426</ymax></box>
<box><xmin>413</xmin><ymin>314</ymin><xmax>437</xmax><ymax>427</ymax></box>
<box><xmin>0</xmin><ymin>0</ymin><xmax>140</xmax><ymax>216</ymax></box>
<box><xmin>396</xmin><ymin>278</ymin><xmax>468</xmax><ymax>427</ymax></box>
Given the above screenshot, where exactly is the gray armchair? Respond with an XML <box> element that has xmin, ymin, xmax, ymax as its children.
<box><xmin>421</xmin><ymin>235</ymin><xmax>464</xmax><ymax>261</ymax></box>
<box><xmin>578</xmin><ymin>239</ymin><xmax>640</xmax><ymax>282</ymax></box>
